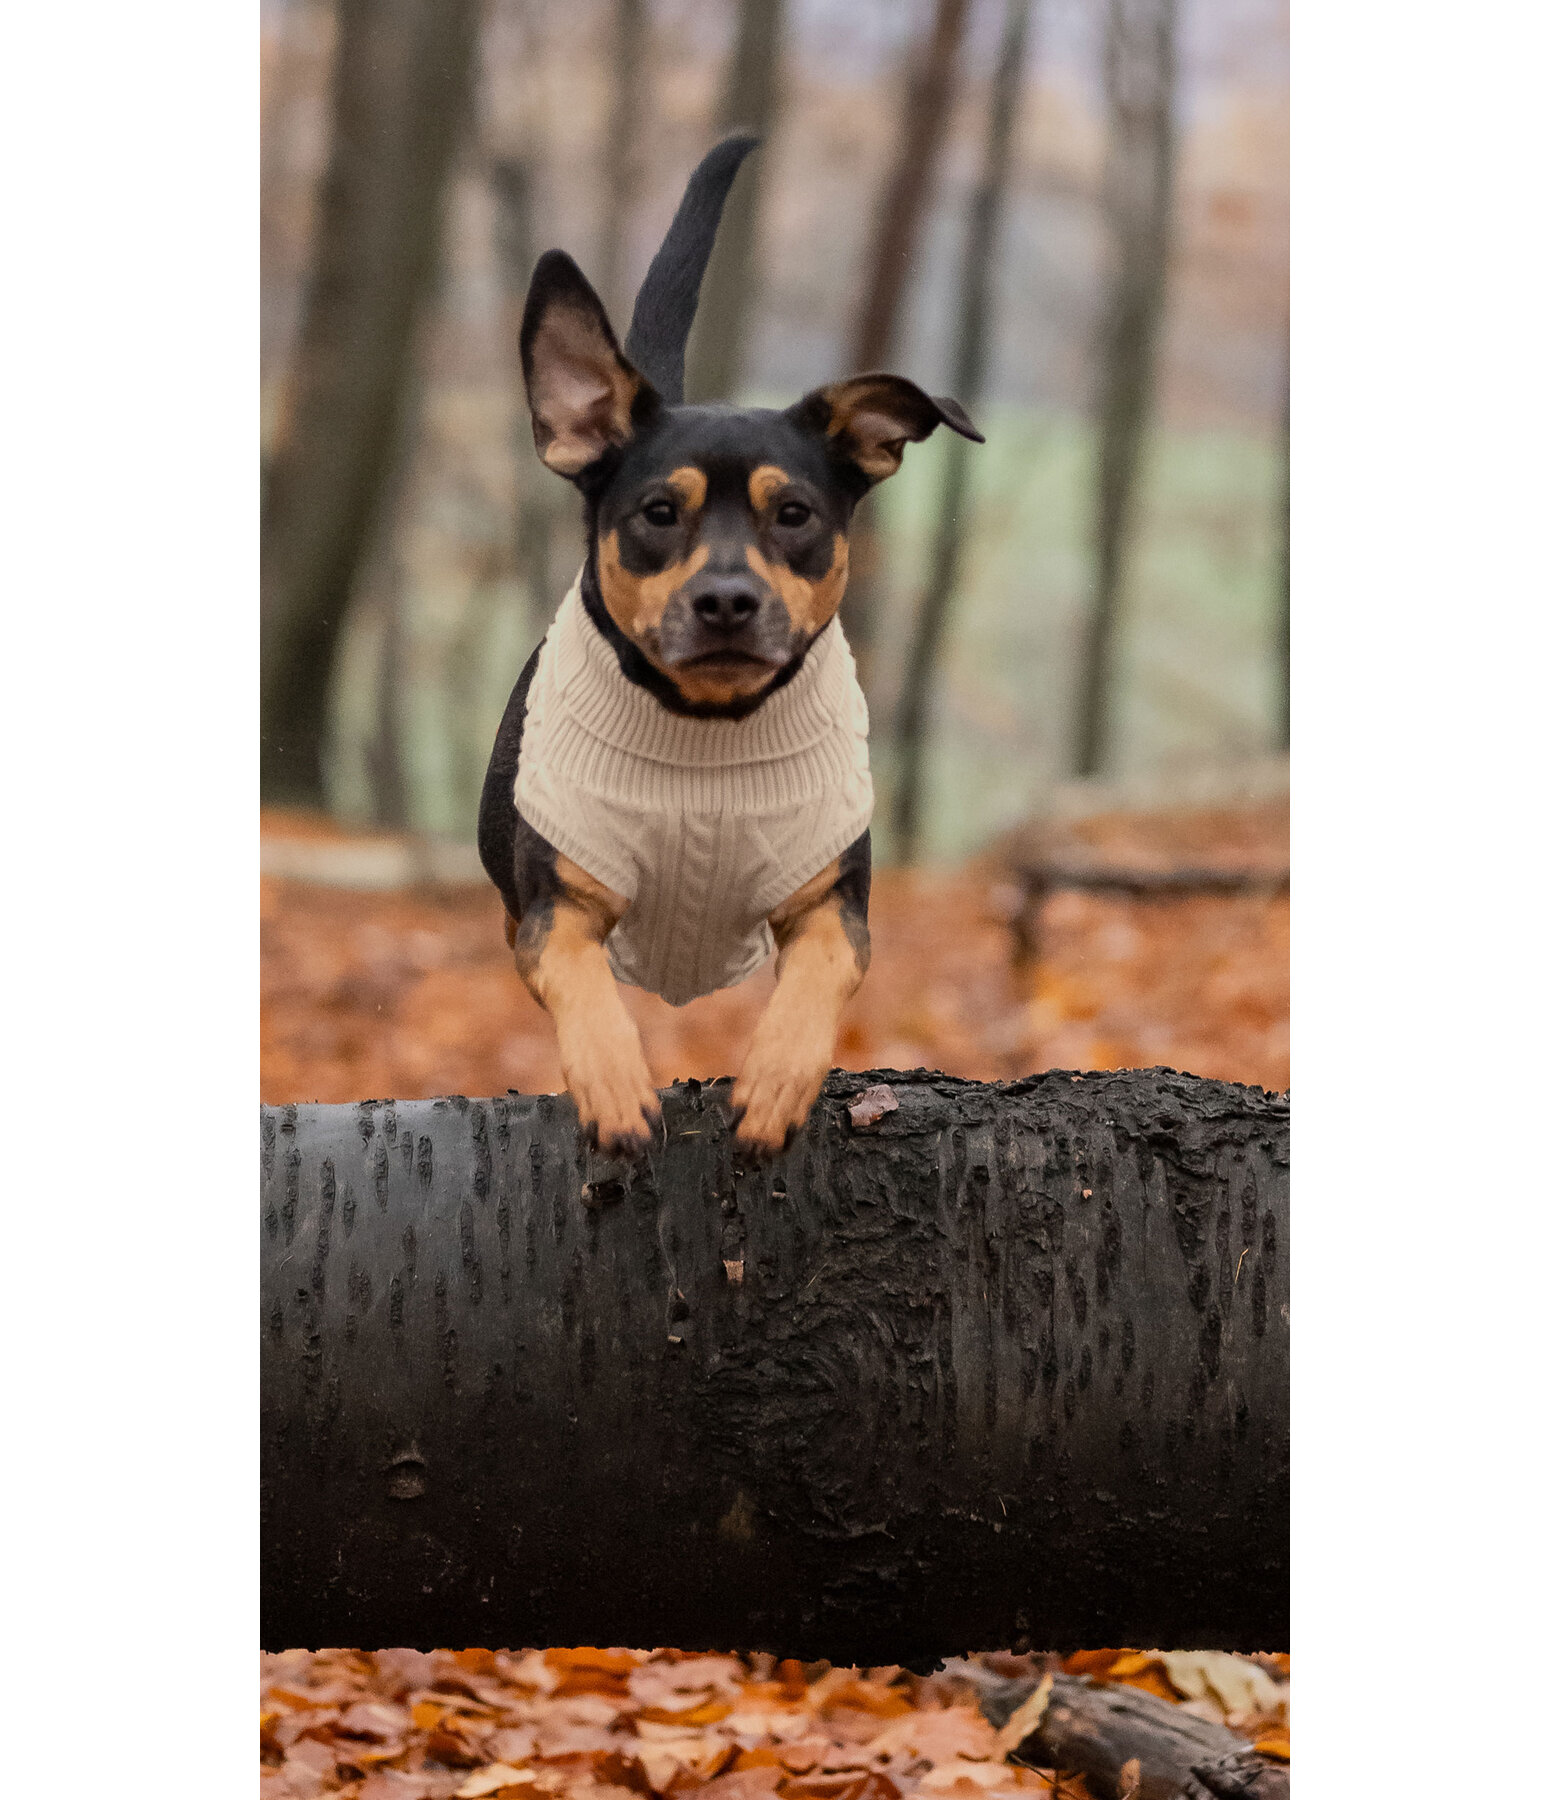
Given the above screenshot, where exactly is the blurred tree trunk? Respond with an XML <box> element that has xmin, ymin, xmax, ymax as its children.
<box><xmin>1273</xmin><ymin>354</ymin><xmax>1289</xmax><ymax>752</ymax></box>
<box><xmin>893</xmin><ymin>0</ymin><xmax>1035</xmax><ymax>864</ymax></box>
<box><xmin>684</xmin><ymin>0</ymin><xmax>786</xmax><ymax>403</ymax></box>
<box><xmin>491</xmin><ymin>154</ymin><xmax>559</xmax><ymax>638</ymax></box>
<box><xmin>595</xmin><ymin>0</ymin><xmax>648</xmax><ymax>321</ymax></box>
<box><xmin>365</xmin><ymin>562</ymin><xmax>411</xmax><ymax>829</ymax></box>
<box><xmin>844</xmin><ymin>0</ymin><xmax>975</xmax><ymax>695</ymax></box>
<box><xmin>1070</xmin><ymin>0</ymin><xmax>1178</xmax><ymax>780</ymax></box>
<box><xmin>261</xmin><ymin>0</ymin><xmax>481</xmax><ymax>806</ymax></box>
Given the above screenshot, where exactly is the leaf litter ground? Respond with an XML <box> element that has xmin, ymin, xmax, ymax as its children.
<box><xmin>260</xmin><ymin>1648</ymin><xmax>1290</xmax><ymax>1800</ymax></box>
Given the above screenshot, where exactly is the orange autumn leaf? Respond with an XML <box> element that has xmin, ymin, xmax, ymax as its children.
<box><xmin>1061</xmin><ymin>1650</ymin><xmax>1179</xmax><ymax>1704</ymax></box>
<box><xmin>547</xmin><ymin>1647</ymin><xmax>643</xmax><ymax>1677</ymax></box>
<box><xmin>777</xmin><ymin>1659</ymin><xmax>809</xmax><ymax>1702</ymax></box>
<box><xmin>547</xmin><ymin>1646</ymin><xmax>640</xmax><ymax>1698</ymax></box>
<box><xmin>1061</xmin><ymin>1651</ymin><xmax>1124</xmax><ymax>1680</ymax></box>
<box><xmin>1253</xmin><ymin>1729</ymin><xmax>1291</xmax><ymax>1761</ymax></box>
<box><xmin>821</xmin><ymin>1681</ymin><xmax>914</xmax><ymax>1719</ymax></box>
<box><xmin>782</xmin><ymin>1774</ymin><xmax>901</xmax><ymax>1800</ymax></box>
<box><xmin>636</xmin><ymin>1700</ymin><xmax>734</xmax><ymax>1727</ymax></box>
<box><xmin>412</xmin><ymin>1700</ymin><xmax>449</xmax><ymax>1731</ymax></box>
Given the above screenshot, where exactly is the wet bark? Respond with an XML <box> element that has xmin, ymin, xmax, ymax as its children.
<box><xmin>260</xmin><ymin>0</ymin><xmax>481</xmax><ymax>804</ymax></box>
<box><xmin>1071</xmin><ymin>0</ymin><xmax>1178</xmax><ymax>779</ymax></box>
<box><xmin>262</xmin><ymin>1067</ymin><xmax>1288</xmax><ymax>1658</ymax></box>
<box><xmin>892</xmin><ymin>0</ymin><xmax>1035</xmax><ymax>862</ymax></box>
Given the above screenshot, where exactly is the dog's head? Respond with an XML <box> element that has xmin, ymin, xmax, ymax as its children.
<box><xmin>519</xmin><ymin>250</ymin><xmax>983</xmax><ymax>716</ymax></box>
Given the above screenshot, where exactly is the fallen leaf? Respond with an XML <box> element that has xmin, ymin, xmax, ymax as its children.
<box><xmin>458</xmin><ymin>1768</ymin><xmax>536</xmax><ymax>1798</ymax></box>
<box><xmin>994</xmin><ymin>1676</ymin><xmax>1053</xmax><ymax>1756</ymax></box>
<box><xmin>1157</xmin><ymin>1653</ymin><xmax>1284</xmax><ymax>1726</ymax></box>
<box><xmin>485</xmin><ymin>1728</ymin><xmax>538</xmax><ymax>1763</ymax></box>
<box><xmin>866</xmin><ymin>1705</ymin><xmax>1000</xmax><ymax>1767</ymax></box>
<box><xmin>777</xmin><ymin>1660</ymin><xmax>809</xmax><ymax>1703</ymax></box>
<box><xmin>426</xmin><ymin>1724</ymin><xmax>490</xmax><ymax>1768</ymax></box>
<box><xmin>635</xmin><ymin>1700</ymin><xmax>733</xmax><ymax>1727</ymax></box>
<box><xmin>820</xmin><ymin>1679</ymin><xmax>914</xmax><ymax>1720</ymax></box>
<box><xmin>847</xmin><ymin>1085</ymin><xmax>899</xmax><ymax>1130</ymax></box>
<box><xmin>285</xmin><ymin>1738</ymin><xmax>339</xmax><ymax>1777</ymax></box>
<box><xmin>359</xmin><ymin>1774</ymin><xmax>459</xmax><ymax>1800</ymax></box>
<box><xmin>1061</xmin><ymin>1652</ymin><xmax>1177</xmax><ymax>1704</ymax></box>
<box><xmin>920</xmin><ymin>1761</ymin><xmax>1009</xmax><ymax>1791</ymax></box>
<box><xmin>686</xmin><ymin>1770</ymin><xmax>784</xmax><ymax>1800</ymax></box>
<box><xmin>783</xmin><ymin>1775</ymin><xmax>900</xmax><ymax>1800</ymax></box>
<box><xmin>338</xmin><ymin>1701</ymin><xmax>413</xmax><ymax>1742</ymax></box>
<box><xmin>1253</xmin><ymin>1729</ymin><xmax>1291</xmax><ymax>1761</ymax></box>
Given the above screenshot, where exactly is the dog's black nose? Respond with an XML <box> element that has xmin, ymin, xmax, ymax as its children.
<box><xmin>691</xmin><ymin>580</ymin><xmax>761</xmax><ymax>631</ymax></box>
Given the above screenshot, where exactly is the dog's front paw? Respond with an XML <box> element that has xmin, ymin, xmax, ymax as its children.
<box><xmin>731</xmin><ymin>1044</ymin><xmax>830</xmax><ymax>1163</ymax></box>
<box><xmin>562</xmin><ymin>1036</ymin><xmax>662</xmax><ymax>1159</ymax></box>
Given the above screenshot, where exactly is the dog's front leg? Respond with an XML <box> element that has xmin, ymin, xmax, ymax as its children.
<box><xmin>733</xmin><ymin>857</ymin><xmax>871</xmax><ymax>1159</ymax></box>
<box><xmin>511</xmin><ymin>856</ymin><xmax>660</xmax><ymax>1157</ymax></box>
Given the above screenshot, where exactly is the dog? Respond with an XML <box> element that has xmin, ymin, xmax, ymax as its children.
<box><xmin>478</xmin><ymin>135</ymin><xmax>982</xmax><ymax>1160</ymax></box>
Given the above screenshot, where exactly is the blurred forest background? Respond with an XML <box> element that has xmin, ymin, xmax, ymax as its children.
<box><xmin>259</xmin><ymin>0</ymin><xmax>1289</xmax><ymax>1107</ymax></box>
<box><xmin>261</xmin><ymin>0</ymin><xmax>1286</xmax><ymax>856</ymax></box>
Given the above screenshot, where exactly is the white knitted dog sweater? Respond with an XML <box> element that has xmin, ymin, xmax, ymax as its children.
<box><xmin>513</xmin><ymin>575</ymin><xmax>874</xmax><ymax>1006</ymax></box>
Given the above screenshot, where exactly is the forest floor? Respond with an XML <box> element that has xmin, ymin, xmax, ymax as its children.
<box><xmin>260</xmin><ymin>1647</ymin><xmax>1290</xmax><ymax>1800</ymax></box>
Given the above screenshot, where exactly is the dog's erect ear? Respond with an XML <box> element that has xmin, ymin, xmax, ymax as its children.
<box><xmin>785</xmin><ymin>374</ymin><xmax>985</xmax><ymax>486</ymax></box>
<box><xmin>520</xmin><ymin>250</ymin><xmax>659</xmax><ymax>477</ymax></box>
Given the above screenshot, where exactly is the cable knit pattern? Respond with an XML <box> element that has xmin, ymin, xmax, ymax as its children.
<box><xmin>514</xmin><ymin>572</ymin><xmax>874</xmax><ymax>1006</ymax></box>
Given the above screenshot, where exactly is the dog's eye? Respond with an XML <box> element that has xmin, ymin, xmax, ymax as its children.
<box><xmin>776</xmin><ymin>501</ymin><xmax>813</xmax><ymax>528</ymax></box>
<box><xmin>641</xmin><ymin>500</ymin><xmax>678</xmax><ymax>528</ymax></box>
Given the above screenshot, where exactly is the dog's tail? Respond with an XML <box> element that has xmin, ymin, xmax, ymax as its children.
<box><xmin>624</xmin><ymin>134</ymin><xmax>759</xmax><ymax>406</ymax></box>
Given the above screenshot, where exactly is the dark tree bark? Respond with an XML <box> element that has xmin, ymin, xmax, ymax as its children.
<box><xmin>977</xmin><ymin>1671</ymin><xmax>1288</xmax><ymax>1800</ymax></box>
<box><xmin>1071</xmin><ymin>0</ymin><xmax>1178</xmax><ymax>779</ymax></box>
<box><xmin>892</xmin><ymin>0</ymin><xmax>1035</xmax><ymax>863</ymax></box>
<box><xmin>844</xmin><ymin>0</ymin><xmax>976</xmax><ymax>693</ymax></box>
<box><xmin>261</xmin><ymin>0</ymin><xmax>482</xmax><ymax>805</ymax></box>
<box><xmin>262</xmin><ymin>1067</ymin><xmax>1289</xmax><ymax>1658</ymax></box>
<box><xmin>595</xmin><ymin>0</ymin><xmax>649</xmax><ymax>321</ymax></box>
<box><xmin>684</xmin><ymin>0</ymin><xmax>786</xmax><ymax>403</ymax></box>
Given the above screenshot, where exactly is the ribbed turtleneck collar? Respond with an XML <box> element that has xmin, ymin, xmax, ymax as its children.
<box><xmin>549</xmin><ymin>572</ymin><xmax>856</xmax><ymax>769</ymax></box>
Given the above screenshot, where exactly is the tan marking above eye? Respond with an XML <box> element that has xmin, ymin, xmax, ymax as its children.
<box><xmin>599</xmin><ymin>530</ymin><xmax>709</xmax><ymax>637</ymax></box>
<box><xmin>746</xmin><ymin>537</ymin><xmax>850</xmax><ymax>637</ymax></box>
<box><xmin>748</xmin><ymin>465</ymin><xmax>795</xmax><ymax>512</ymax></box>
<box><xmin>665</xmin><ymin>465</ymin><xmax>708</xmax><ymax>511</ymax></box>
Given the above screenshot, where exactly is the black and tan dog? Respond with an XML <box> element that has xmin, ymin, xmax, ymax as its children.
<box><xmin>478</xmin><ymin>136</ymin><xmax>982</xmax><ymax>1160</ymax></box>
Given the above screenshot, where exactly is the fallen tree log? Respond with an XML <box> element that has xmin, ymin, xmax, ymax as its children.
<box><xmin>975</xmin><ymin>1671</ymin><xmax>1290</xmax><ymax>1800</ymax></box>
<box><xmin>261</xmin><ymin>1067</ymin><xmax>1288</xmax><ymax>1658</ymax></box>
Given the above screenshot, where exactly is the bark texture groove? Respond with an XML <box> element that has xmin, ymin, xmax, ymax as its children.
<box><xmin>262</xmin><ymin>1068</ymin><xmax>1288</xmax><ymax>1657</ymax></box>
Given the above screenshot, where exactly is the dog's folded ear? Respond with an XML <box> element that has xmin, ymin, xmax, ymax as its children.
<box><xmin>786</xmin><ymin>374</ymin><xmax>985</xmax><ymax>486</ymax></box>
<box><xmin>521</xmin><ymin>251</ymin><xmax>661</xmax><ymax>478</ymax></box>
